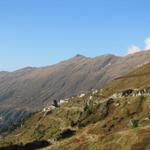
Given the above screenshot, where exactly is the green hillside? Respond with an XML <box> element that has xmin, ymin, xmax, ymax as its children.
<box><xmin>0</xmin><ymin>63</ymin><xmax>150</xmax><ymax>150</ymax></box>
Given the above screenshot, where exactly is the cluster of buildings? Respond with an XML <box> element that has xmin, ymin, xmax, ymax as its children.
<box><xmin>42</xmin><ymin>88</ymin><xmax>100</xmax><ymax>113</ymax></box>
<box><xmin>111</xmin><ymin>88</ymin><xmax>150</xmax><ymax>99</ymax></box>
<box><xmin>42</xmin><ymin>99</ymin><xmax>69</xmax><ymax>112</ymax></box>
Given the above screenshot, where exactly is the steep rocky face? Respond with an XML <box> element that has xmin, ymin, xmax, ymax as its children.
<box><xmin>0</xmin><ymin>50</ymin><xmax>150</xmax><ymax>128</ymax></box>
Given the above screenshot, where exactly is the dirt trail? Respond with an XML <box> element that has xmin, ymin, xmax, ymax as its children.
<box><xmin>115</xmin><ymin>72</ymin><xmax>150</xmax><ymax>80</ymax></box>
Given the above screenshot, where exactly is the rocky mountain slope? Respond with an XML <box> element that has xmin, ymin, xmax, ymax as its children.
<box><xmin>0</xmin><ymin>50</ymin><xmax>150</xmax><ymax>129</ymax></box>
<box><xmin>0</xmin><ymin>62</ymin><xmax>150</xmax><ymax>150</ymax></box>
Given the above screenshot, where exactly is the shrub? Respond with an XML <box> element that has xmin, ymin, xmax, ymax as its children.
<box><xmin>129</xmin><ymin>119</ymin><xmax>139</xmax><ymax>128</ymax></box>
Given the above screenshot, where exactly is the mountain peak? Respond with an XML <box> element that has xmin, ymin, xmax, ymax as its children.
<box><xmin>75</xmin><ymin>54</ymin><xmax>86</xmax><ymax>58</ymax></box>
<box><xmin>70</xmin><ymin>54</ymin><xmax>88</xmax><ymax>60</ymax></box>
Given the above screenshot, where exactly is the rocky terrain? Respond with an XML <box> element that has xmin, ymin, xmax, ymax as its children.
<box><xmin>0</xmin><ymin>62</ymin><xmax>150</xmax><ymax>150</ymax></box>
<box><xmin>0</xmin><ymin>50</ymin><xmax>150</xmax><ymax>129</ymax></box>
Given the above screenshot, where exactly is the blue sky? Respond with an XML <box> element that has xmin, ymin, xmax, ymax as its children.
<box><xmin>0</xmin><ymin>0</ymin><xmax>150</xmax><ymax>71</ymax></box>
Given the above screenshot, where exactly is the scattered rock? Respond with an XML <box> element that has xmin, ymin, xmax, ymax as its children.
<box><xmin>114</xmin><ymin>103</ymin><xmax>120</xmax><ymax>107</ymax></box>
<box><xmin>79</xmin><ymin>93</ymin><xmax>85</xmax><ymax>98</ymax></box>
<box><xmin>143</xmin><ymin>117</ymin><xmax>149</xmax><ymax>121</ymax></box>
<box><xmin>89</xmin><ymin>96</ymin><xmax>93</xmax><ymax>100</ymax></box>
<box><xmin>92</xmin><ymin>89</ymin><xmax>98</xmax><ymax>94</ymax></box>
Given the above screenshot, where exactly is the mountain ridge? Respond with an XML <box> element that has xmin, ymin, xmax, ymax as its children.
<box><xmin>0</xmin><ymin>50</ymin><xmax>150</xmax><ymax>129</ymax></box>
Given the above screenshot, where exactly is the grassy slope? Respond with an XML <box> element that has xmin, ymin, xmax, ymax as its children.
<box><xmin>103</xmin><ymin>63</ymin><xmax>150</xmax><ymax>96</ymax></box>
<box><xmin>1</xmin><ymin>63</ymin><xmax>150</xmax><ymax>150</ymax></box>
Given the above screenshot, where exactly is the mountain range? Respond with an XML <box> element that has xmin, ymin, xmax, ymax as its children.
<box><xmin>0</xmin><ymin>50</ymin><xmax>150</xmax><ymax>129</ymax></box>
<box><xmin>1</xmin><ymin>57</ymin><xmax>150</xmax><ymax>150</ymax></box>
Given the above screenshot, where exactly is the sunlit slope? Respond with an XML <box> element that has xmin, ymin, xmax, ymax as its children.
<box><xmin>1</xmin><ymin>50</ymin><xmax>150</xmax><ymax>129</ymax></box>
<box><xmin>103</xmin><ymin>63</ymin><xmax>150</xmax><ymax>96</ymax></box>
<box><xmin>1</xmin><ymin>63</ymin><xmax>150</xmax><ymax>150</ymax></box>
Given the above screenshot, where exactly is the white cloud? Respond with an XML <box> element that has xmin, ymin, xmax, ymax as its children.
<box><xmin>128</xmin><ymin>45</ymin><xmax>141</xmax><ymax>54</ymax></box>
<box><xmin>127</xmin><ymin>36</ymin><xmax>150</xmax><ymax>54</ymax></box>
<box><xmin>145</xmin><ymin>37</ymin><xmax>150</xmax><ymax>50</ymax></box>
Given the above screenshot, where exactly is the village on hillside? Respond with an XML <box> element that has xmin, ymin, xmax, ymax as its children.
<box><xmin>42</xmin><ymin>87</ymin><xmax>150</xmax><ymax>115</ymax></box>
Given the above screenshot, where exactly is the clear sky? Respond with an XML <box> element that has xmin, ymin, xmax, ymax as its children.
<box><xmin>0</xmin><ymin>0</ymin><xmax>150</xmax><ymax>71</ymax></box>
